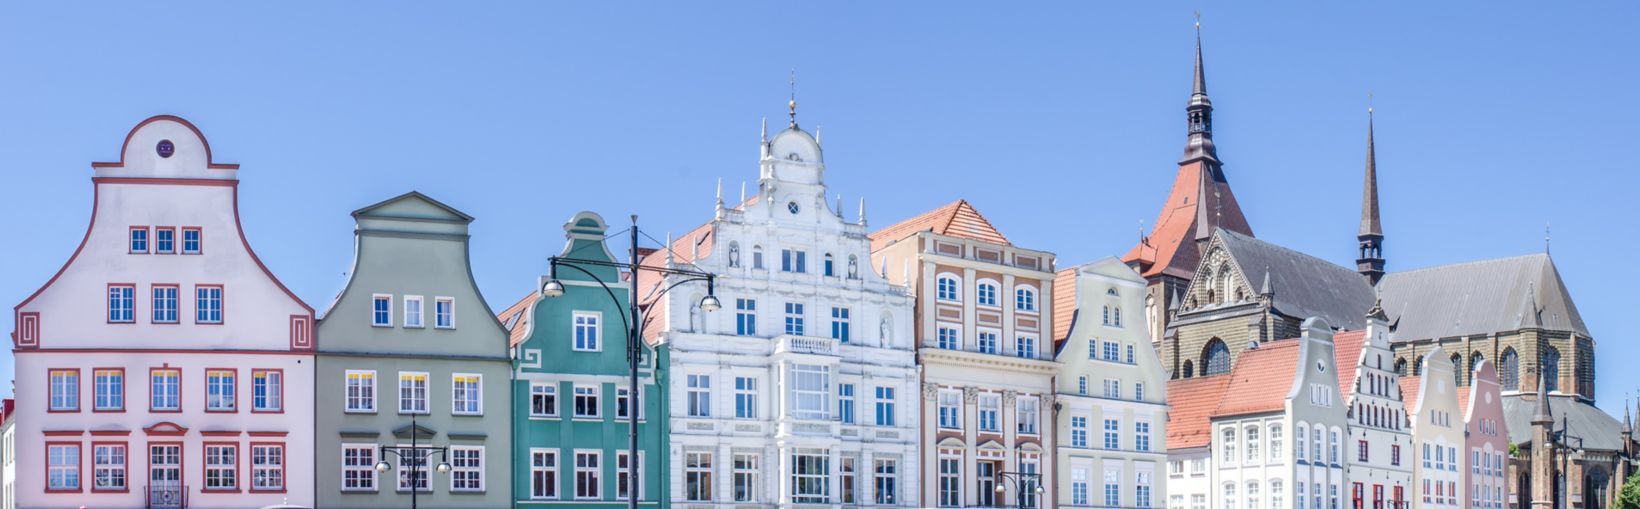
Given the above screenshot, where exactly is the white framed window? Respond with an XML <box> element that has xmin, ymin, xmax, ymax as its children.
<box><xmin>874</xmin><ymin>458</ymin><xmax>898</xmax><ymax>505</ymax></box>
<box><xmin>1104</xmin><ymin>418</ymin><xmax>1121</xmax><ymax>449</ymax></box>
<box><xmin>93</xmin><ymin>369</ymin><xmax>123</xmax><ymax>411</ymax></box>
<box><xmin>1104</xmin><ymin>378</ymin><xmax>1121</xmax><ymax>398</ymax></box>
<box><xmin>205</xmin><ymin>369</ymin><xmax>236</xmax><ymax>411</ymax></box>
<box><xmin>182</xmin><ymin>227</ymin><xmax>202</xmax><ymax>254</ymax></box>
<box><xmin>1015</xmin><ymin>286</ymin><xmax>1038</xmax><ymax>311</ymax></box>
<box><xmin>342</xmin><ymin>444</ymin><xmax>377</xmax><ymax>491</ymax></box>
<box><xmin>150</xmin><ymin>368</ymin><xmax>180</xmax><ymax>411</ymax></box>
<box><xmin>1105</xmin><ymin>468</ymin><xmax>1122</xmax><ymax>507</ymax></box>
<box><xmin>398</xmin><ymin>372</ymin><xmax>429</xmax><ymax>414</ymax></box>
<box><xmin>940</xmin><ymin>450</ymin><xmax>964</xmax><ymax>507</ymax></box>
<box><xmin>128</xmin><ymin>226</ymin><xmax>149</xmax><ymax>253</ymax></box>
<box><xmin>978</xmin><ymin>393</ymin><xmax>1001</xmax><ymax>432</ymax></box>
<box><xmin>151</xmin><ymin>285</ymin><xmax>179</xmax><ymax>323</ymax></box>
<box><xmin>250</xmin><ymin>443</ymin><xmax>285</xmax><ymax>492</ymax></box>
<box><xmin>530</xmin><ymin>449</ymin><xmax>558</xmax><ymax>499</ymax></box>
<box><xmin>977</xmin><ymin>281</ymin><xmax>999</xmax><ymax>306</ymax></box>
<box><xmin>450</xmin><ymin>446</ymin><xmax>484</xmax><ymax>492</ymax></box>
<box><xmin>937</xmin><ymin>326</ymin><xmax>960</xmax><ymax>350</ymax></box>
<box><xmin>573</xmin><ymin>311</ymin><xmax>601</xmax><ymax>351</ymax></box>
<box><xmin>791</xmin><ymin>449</ymin><xmax>830</xmax><ymax>503</ymax></box>
<box><xmin>830</xmin><ymin>306</ymin><xmax>851</xmax><ymax>342</ymax></box>
<box><xmin>1136</xmin><ymin>421</ymin><xmax>1153</xmax><ymax>451</ymax></box>
<box><xmin>875</xmin><ymin>386</ymin><xmax>896</xmax><ymax>426</ymax></box>
<box><xmin>616</xmin><ymin>386</ymin><xmax>641</xmax><ymax>421</ymax></box>
<box><xmin>735</xmin><ymin>376</ymin><xmax>757</xmax><ymax>419</ymax></box>
<box><xmin>252</xmin><ymin>369</ymin><xmax>283</xmax><ymax>412</ymax></box>
<box><xmin>733</xmin><ymin>453</ymin><xmax>759</xmax><ymax>502</ymax></box>
<box><xmin>372</xmin><ymin>294</ymin><xmax>392</xmax><ymax>327</ymax></box>
<box><xmin>784</xmin><ymin>302</ymin><xmax>805</xmax><ymax>335</ymax></box>
<box><xmin>735</xmin><ymin>298</ymin><xmax>757</xmax><ymax>336</ymax></box>
<box><xmin>977</xmin><ymin>330</ymin><xmax>998</xmax><ymax>354</ymax></box>
<box><xmin>403</xmin><ymin>295</ymin><xmax>424</xmax><ymax>327</ymax></box>
<box><xmin>205</xmin><ymin>443</ymin><xmax>238</xmax><ymax>491</ymax></box>
<box><xmin>397</xmin><ymin>447</ymin><xmax>431</xmax><ymax>492</ymax></box>
<box><xmin>841</xmin><ymin>456</ymin><xmax>859</xmax><ymax>504</ymax></box>
<box><xmin>938</xmin><ymin>390</ymin><xmax>962</xmax><ymax>429</ymax></box>
<box><xmin>1246</xmin><ymin>425</ymin><xmax>1261</xmax><ymax>464</ymax></box>
<box><xmin>685</xmin><ymin>452</ymin><xmax>713</xmax><ymax>501</ymax></box>
<box><xmin>434</xmin><ymin>297</ymin><xmax>455</xmax><ymax>328</ymax></box>
<box><xmin>530</xmin><ymin>383</ymin><xmax>558</xmax><ymax>418</ymax></box>
<box><xmin>452</xmin><ymin>373</ymin><xmax>482</xmax><ymax>415</ymax></box>
<box><xmin>1071</xmin><ymin>466</ymin><xmax>1089</xmax><ymax>506</ymax></box>
<box><xmin>839</xmin><ymin>383</ymin><xmax>856</xmax><ymax>424</ymax></box>
<box><xmin>1270</xmin><ymin>425</ymin><xmax>1283</xmax><ymax>460</ymax></box>
<box><xmin>194</xmin><ymin>285</ymin><xmax>223</xmax><ymax>324</ymax></box>
<box><xmin>616</xmin><ymin>451</ymin><xmax>644</xmax><ymax>500</ymax></box>
<box><xmin>937</xmin><ymin>275</ymin><xmax>961</xmax><ymax>301</ymax></box>
<box><xmin>1017</xmin><ymin>395</ymin><xmax>1040</xmax><ymax>435</ymax></box>
<box><xmin>687</xmin><ymin>375</ymin><xmax>711</xmax><ymax>417</ymax></box>
<box><xmin>573</xmin><ymin>385</ymin><xmax>601</xmax><ymax>418</ymax></box>
<box><xmin>791</xmin><ymin>364</ymin><xmax>830</xmax><ymax>420</ymax></box>
<box><xmin>47</xmin><ymin>443</ymin><xmax>79</xmax><ymax>491</ymax></box>
<box><xmin>1015</xmin><ymin>334</ymin><xmax>1037</xmax><ymax>358</ymax></box>
<box><xmin>575</xmin><ymin>450</ymin><xmax>601</xmax><ymax>499</ymax></box>
<box><xmin>345</xmin><ymin>370</ymin><xmax>377</xmax><ymax>413</ymax></box>
<box><xmin>107</xmin><ymin>285</ymin><xmax>134</xmax><ymax>323</ymax></box>
<box><xmin>156</xmin><ymin>228</ymin><xmax>176</xmax><ymax>254</ymax></box>
<box><xmin>1071</xmin><ymin>416</ymin><xmax>1088</xmax><ymax>447</ymax></box>
<box><xmin>751</xmin><ymin>245</ymin><xmax>764</xmax><ymax>269</ymax></box>
<box><xmin>92</xmin><ymin>443</ymin><xmax>126</xmax><ymax>492</ymax></box>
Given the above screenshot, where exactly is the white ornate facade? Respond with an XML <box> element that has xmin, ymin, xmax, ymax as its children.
<box><xmin>1345</xmin><ymin>313</ymin><xmax>1413</xmax><ymax>509</ymax></box>
<box><xmin>650</xmin><ymin>117</ymin><xmax>918</xmax><ymax>508</ymax></box>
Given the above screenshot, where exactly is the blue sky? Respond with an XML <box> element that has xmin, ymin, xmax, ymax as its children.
<box><xmin>3</xmin><ymin>2</ymin><xmax>1636</xmax><ymax>414</ymax></box>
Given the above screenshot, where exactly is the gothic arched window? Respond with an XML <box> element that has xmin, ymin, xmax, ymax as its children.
<box><xmin>1219</xmin><ymin>265</ymin><xmax>1235</xmax><ymax>304</ymax></box>
<box><xmin>1469</xmin><ymin>352</ymin><xmax>1485</xmax><ymax>377</ymax></box>
<box><xmin>1450</xmin><ymin>353</ymin><xmax>1463</xmax><ymax>386</ymax></box>
<box><xmin>1543</xmin><ymin>346</ymin><xmax>1562</xmax><ymax>393</ymax></box>
<box><xmin>1182</xmin><ymin>360</ymin><xmax>1195</xmax><ymax>379</ymax></box>
<box><xmin>1499</xmin><ymin>348</ymin><xmax>1520</xmax><ymax>391</ymax></box>
<box><xmin>1203</xmin><ymin>339</ymin><xmax>1231</xmax><ymax>376</ymax></box>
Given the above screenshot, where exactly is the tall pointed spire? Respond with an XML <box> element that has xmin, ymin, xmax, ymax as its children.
<box><xmin>1533</xmin><ymin>366</ymin><xmax>1553</xmax><ymax>421</ymax></box>
<box><xmin>857</xmin><ymin>197</ymin><xmax>868</xmax><ymax>226</ymax></box>
<box><xmin>1357</xmin><ymin>105</ymin><xmax>1387</xmax><ymax>285</ymax></box>
<box><xmin>1181</xmin><ymin>15</ymin><xmax>1218</xmax><ymax>165</ymax></box>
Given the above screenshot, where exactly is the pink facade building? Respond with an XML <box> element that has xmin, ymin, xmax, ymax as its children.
<box><xmin>1466</xmin><ymin>361</ymin><xmax>1508</xmax><ymax>509</ymax></box>
<box><xmin>10</xmin><ymin>116</ymin><xmax>315</xmax><ymax>508</ymax></box>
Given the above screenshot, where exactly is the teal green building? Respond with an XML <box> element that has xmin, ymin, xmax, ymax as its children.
<box><xmin>500</xmin><ymin>211</ymin><xmax>668</xmax><ymax>508</ymax></box>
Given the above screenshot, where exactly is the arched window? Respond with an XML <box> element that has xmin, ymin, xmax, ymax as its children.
<box><xmin>1203</xmin><ymin>339</ymin><xmax>1231</xmax><ymax>376</ymax></box>
<box><xmin>1113</xmin><ymin>307</ymin><xmax>1123</xmax><ymax>328</ymax></box>
<box><xmin>1499</xmin><ymin>348</ymin><xmax>1520</xmax><ymax>391</ymax></box>
<box><xmin>1413</xmin><ymin>358</ymin><xmax>1422</xmax><ymax>376</ymax></box>
<box><xmin>846</xmin><ymin>255</ymin><xmax>859</xmax><ymax>279</ymax></box>
<box><xmin>823</xmin><ymin>253</ymin><xmax>835</xmax><ymax>277</ymax></box>
<box><xmin>1470</xmin><ymin>352</ymin><xmax>1485</xmax><ymax>377</ymax></box>
<box><xmin>1543</xmin><ymin>346</ymin><xmax>1561</xmax><ymax>393</ymax></box>
<box><xmin>1182</xmin><ymin>360</ymin><xmax>1195</xmax><ymax>379</ymax></box>
<box><xmin>1106</xmin><ymin>288</ymin><xmax>1118</xmax><ymax>297</ymax></box>
<box><xmin>1450</xmin><ymin>353</ymin><xmax>1464</xmax><ymax>386</ymax></box>
<box><xmin>752</xmin><ymin>245</ymin><xmax>765</xmax><ymax>269</ymax></box>
<box><xmin>936</xmin><ymin>275</ymin><xmax>961</xmax><ymax>302</ymax></box>
<box><xmin>1102</xmin><ymin>306</ymin><xmax>1111</xmax><ymax>326</ymax></box>
<box><xmin>727</xmin><ymin>241</ymin><xmax>741</xmax><ymax>268</ymax></box>
<box><xmin>976</xmin><ymin>281</ymin><xmax>999</xmax><ymax>307</ymax></box>
<box><xmin>1015</xmin><ymin>286</ymin><xmax>1038</xmax><ymax>312</ymax></box>
<box><xmin>1219</xmin><ymin>266</ymin><xmax>1235</xmax><ymax>304</ymax></box>
<box><xmin>1393</xmin><ymin>358</ymin><xmax>1407</xmax><ymax>376</ymax></box>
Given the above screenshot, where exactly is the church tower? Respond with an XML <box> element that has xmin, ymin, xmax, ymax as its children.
<box><xmin>1357</xmin><ymin>108</ymin><xmax>1386</xmax><ymax>284</ymax></box>
<box><xmin>1531</xmin><ymin>373</ymin><xmax>1555</xmax><ymax>509</ymax></box>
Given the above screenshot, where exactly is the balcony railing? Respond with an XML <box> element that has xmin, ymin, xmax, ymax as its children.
<box><xmin>775</xmin><ymin>334</ymin><xmax>839</xmax><ymax>356</ymax></box>
<box><xmin>147</xmin><ymin>483</ymin><xmax>187</xmax><ymax>508</ymax></box>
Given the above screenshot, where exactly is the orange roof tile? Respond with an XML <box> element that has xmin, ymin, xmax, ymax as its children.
<box><xmin>870</xmin><ymin>199</ymin><xmax>1010</xmax><ymax>252</ymax></box>
<box><xmin>1332</xmin><ymin>331</ymin><xmax>1366</xmax><ymax>394</ymax></box>
<box><xmin>1051</xmin><ymin>268</ymin><xmax>1079</xmax><ymax>345</ymax></box>
<box><xmin>496</xmin><ymin>293</ymin><xmax>536</xmax><ymax>348</ymax></box>
<box><xmin>1213</xmin><ymin>341</ymin><xmax>1301</xmax><ymax>418</ymax></box>
<box><xmin>1122</xmin><ymin>161</ymin><xmax>1253</xmax><ymax>279</ymax></box>
<box><xmin>1166</xmin><ymin>375</ymin><xmax>1235</xmax><ymax>449</ymax></box>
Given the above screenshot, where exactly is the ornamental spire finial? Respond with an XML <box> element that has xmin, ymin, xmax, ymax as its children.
<box><xmin>789</xmin><ymin>69</ymin><xmax>798</xmax><ymax>128</ymax></box>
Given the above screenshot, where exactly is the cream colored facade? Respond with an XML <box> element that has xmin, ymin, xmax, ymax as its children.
<box><xmin>1409</xmin><ymin>348</ymin><xmax>1466</xmax><ymax>509</ymax></box>
<box><xmin>873</xmin><ymin>228</ymin><xmax>1057</xmax><ymax>508</ymax></box>
<box><xmin>1052</xmin><ymin>258</ymin><xmax>1166</xmax><ymax>509</ymax></box>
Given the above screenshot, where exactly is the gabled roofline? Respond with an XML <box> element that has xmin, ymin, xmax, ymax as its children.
<box><xmin>351</xmin><ymin>190</ymin><xmax>476</xmax><ymax>222</ymax></box>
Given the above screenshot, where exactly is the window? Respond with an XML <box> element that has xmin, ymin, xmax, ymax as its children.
<box><xmin>685</xmin><ymin>452</ymin><xmax>713</xmax><ymax>501</ymax></box>
<box><xmin>1391</xmin><ymin>444</ymin><xmax>1401</xmax><ymax>466</ymax></box>
<box><xmin>1137</xmin><ymin>421</ymin><xmax>1152</xmax><ymax>451</ymax></box>
<box><xmin>1299</xmin><ymin>483</ymin><xmax>1308</xmax><ymax>509</ymax></box>
<box><xmin>1103</xmin><ymin>305</ymin><xmax>1112</xmax><ymax>325</ymax></box>
<box><xmin>977</xmin><ymin>282</ymin><xmax>999</xmax><ymax>306</ymax></box>
<box><xmin>1017</xmin><ymin>396</ymin><xmax>1040</xmax><ymax>435</ymax></box>
<box><xmin>733</xmin><ymin>453</ymin><xmax>759</xmax><ymax>502</ymax></box>
<box><xmin>152</xmin><ymin>285</ymin><xmax>179</xmax><ymax>323</ymax></box>
<box><xmin>1104</xmin><ymin>378</ymin><xmax>1121</xmax><ymax>398</ymax></box>
<box><xmin>1105</xmin><ymin>418</ymin><xmax>1121</xmax><ymax>449</ymax></box>
<box><xmin>791</xmin><ymin>450</ymin><xmax>830</xmax><ymax>503</ymax></box>
<box><xmin>250</xmin><ymin>444</ymin><xmax>285</xmax><ymax>492</ymax></box>
<box><xmin>1078</xmin><ymin>376</ymin><xmax>1088</xmax><ymax>395</ymax></box>
<box><xmin>752</xmin><ymin>245</ymin><xmax>764</xmax><ymax>269</ymax></box>
<box><xmin>1015</xmin><ymin>334</ymin><xmax>1037</xmax><ymax>358</ymax></box>
<box><xmin>735</xmin><ymin>376</ymin><xmax>757</xmax><ymax>419</ymax></box>
<box><xmin>47</xmin><ymin>443</ymin><xmax>80</xmax><ymax>491</ymax></box>
<box><xmin>345</xmin><ymin>370</ymin><xmax>376</xmax><ymax>413</ymax></box>
<box><xmin>735</xmin><ymin>298</ymin><xmax>757</xmax><ymax>336</ymax></box>
<box><xmin>780</xmin><ymin>249</ymin><xmax>807</xmax><ymax>273</ymax></box>
<box><xmin>205</xmin><ymin>444</ymin><xmax>238</xmax><ymax>491</ymax></box>
<box><xmin>1270</xmin><ymin>425</ymin><xmax>1283</xmax><ymax>460</ymax></box>
<box><xmin>831</xmin><ymin>307</ymin><xmax>851</xmax><ymax>342</ymax></box>
<box><xmin>574</xmin><ymin>451</ymin><xmax>600</xmax><ymax>499</ymax></box>
<box><xmin>452</xmin><ymin>374</ymin><xmax>481</xmax><ymax>415</ymax></box>
<box><xmin>573</xmin><ymin>385</ymin><xmax>600</xmax><ymax>418</ymax></box>
<box><xmin>404</xmin><ymin>295</ymin><xmax>424</xmax><ymax>327</ymax></box>
<box><xmin>792</xmin><ymin>364</ymin><xmax>830</xmax><ymax>420</ymax></box>
<box><xmin>1071</xmin><ymin>416</ymin><xmax>1088</xmax><ymax>447</ymax></box>
<box><xmin>839</xmin><ymin>383</ymin><xmax>856</xmax><ymax>424</ymax></box>
<box><xmin>195</xmin><ymin>285</ymin><xmax>223</xmax><ymax>324</ymax></box>
<box><xmin>93</xmin><ymin>369</ymin><xmax>123</xmax><ymax>411</ymax></box>
<box><xmin>841</xmin><ymin>457</ymin><xmax>859</xmax><ymax>504</ymax></box>
<box><xmin>937</xmin><ymin>326</ymin><xmax>960</xmax><ymax>350</ymax></box>
<box><xmin>450</xmin><ymin>446</ymin><xmax>483</xmax><ymax>492</ymax></box>
<box><xmin>398</xmin><ymin>447</ymin><xmax>431</xmax><ymax>492</ymax></box>
<box><xmin>206</xmin><ymin>369</ymin><xmax>236</xmax><ymax>412</ymax></box>
<box><xmin>253</xmin><ymin>370</ymin><xmax>283</xmax><ymax>413</ymax></box>
<box><xmin>1246</xmin><ymin>426</ymin><xmax>1261</xmax><ymax>463</ymax></box>
<box><xmin>1071</xmin><ymin>466</ymin><xmax>1089</xmax><ymax>506</ymax></box>
<box><xmin>1272</xmin><ymin>481</ymin><xmax>1284</xmax><ymax>509</ymax></box>
<box><xmin>573</xmin><ymin>312</ymin><xmax>600</xmax><ymax>351</ymax></box>
<box><xmin>978</xmin><ymin>393</ymin><xmax>1000</xmax><ymax>432</ymax></box>
<box><xmin>372</xmin><ymin>295</ymin><xmax>392</xmax><ymax>326</ymax></box>
<box><xmin>1224</xmin><ymin>483</ymin><xmax>1237</xmax><ymax>509</ymax></box>
<box><xmin>937</xmin><ymin>275</ymin><xmax>961</xmax><ymax>301</ymax></box>
<box><xmin>687</xmin><ymin>375</ymin><xmax>711</xmax><ymax>417</ymax></box>
<box><xmin>434</xmin><ymin>297</ymin><xmax>455</xmax><ymax>328</ymax></box>
<box><xmin>530</xmin><ymin>449</ymin><xmax>557</xmax><ymax>499</ymax></box>
<box><xmin>1222</xmin><ymin>427</ymin><xmax>1237</xmax><ymax>460</ymax></box>
<box><xmin>108</xmin><ymin>285</ymin><xmax>134</xmax><ymax>323</ymax></box>
<box><xmin>1247</xmin><ymin>481</ymin><xmax>1260</xmax><ymax>509</ymax></box>
<box><xmin>1329</xmin><ymin>430</ymin><xmax>1340</xmax><ymax>463</ymax></box>
<box><xmin>182</xmin><ymin>227</ymin><xmax>202</xmax><ymax>254</ymax></box>
<box><xmin>1106</xmin><ymin>469</ymin><xmax>1122</xmax><ymax>507</ymax></box>
<box><xmin>1127</xmin><ymin>344</ymin><xmax>1136</xmax><ymax>363</ymax></box>
<box><xmin>616</xmin><ymin>387</ymin><xmax>640</xmax><ymax>420</ymax></box>
<box><xmin>935</xmin><ymin>390</ymin><xmax>960</xmax><ymax>429</ymax></box>
<box><xmin>156</xmin><ymin>228</ymin><xmax>176</xmax><ymax>253</ymax></box>
<box><xmin>1136</xmin><ymin>382</ymin><xmax>1147</xmax><ymax>401</ymax></box>
<box><xmin>615</xmin><ymin>451</ymin><xmax>643</xmax><ymax>500</ymax></box>
<box><xmin>1016</xmin><ymin>286</ymin><xmax>1037</xmax><ymax>311</ymax></box>
<box><xmin>398</xmin><ymin>372</ymin><xmax>429</xmax><ymax>414</ymax></box>
<box><xmin>1104</xmin><ymin>340</ymin><xmax>1121</xmax><ymax>361</ymax></box>
<box><xmin>1114</xmin><ymin>307</ymin><xmax>1124</xmax><ymax>327</ymax></box>
<box><xmin>875</xmin><ymin>458</ymin><xmax>898</xmax><ymax>505</ymax></box>
<box><xmin>823</xmin><ymin>253</ymin><xmax>835</xmax><ymax>277</ymax></box>
<box><xmin>92</xmin><ymin>443</ymin><xmax>126</xmax><ymax>492</ymax></box>
<box><xmin>151</xmin><ymin>368</ymin><xmax>180</xmax><ymax>411</ymax></box>
<box><xmin>1358</xmin><ymin>440</ymin><xmax>1369</xmax><ymax>462</ymax></box>
<box><xmin>874</xmin><ymin>386</ymin><xmax>896</xmax><ymax>426</ymax></box>
<box><xmin>342</xmin><ymin>445</ymin><xmax>377</xmax><ymax>491</ymax></box>
<box><xmin>784</xmin><ymin>303</ymin><xmax>805</xmax><ymax>335</ymax></box>
<box><xmin>129</xmin><ymin>227</ymin><xmax>149</xmax><ymax>253</ymax></box>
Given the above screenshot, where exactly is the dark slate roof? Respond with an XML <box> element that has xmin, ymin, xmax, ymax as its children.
<box><xmin>1502</xmin><ymin>394</ymin><xmax>1628</xmax><ymax>451</ymax></box>
<box><xmin>1217</xmin><ymin>229</ymin><xmax>1376</xmax><ymax>330</ymax></box>
<box><xmin>1377</xmin><ymin>253</ymin><xmax>1588</xmax><ymax>342</ymax></box>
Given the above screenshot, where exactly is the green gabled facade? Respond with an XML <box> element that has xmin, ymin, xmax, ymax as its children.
<box><xmin>502</xmin><ymin>211</ymin><xmax>669</xmax><ymax>509</ymax></box>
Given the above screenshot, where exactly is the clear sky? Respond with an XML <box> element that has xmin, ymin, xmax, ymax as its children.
<box><xmin>2</xmin><ymin>2</ymin><xmax>1636</xmax><ymax>415</ymax></box>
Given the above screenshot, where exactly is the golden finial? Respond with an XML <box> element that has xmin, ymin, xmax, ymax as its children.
<box><xmin>788</xmin><ymin>69</ymin><xmax>798</xmax><ymax>127</ymax></box>
<box><xmin>1194</xmin><ymin>10</ymin><xmax>1201</xmax><ymax>29</ymax></box>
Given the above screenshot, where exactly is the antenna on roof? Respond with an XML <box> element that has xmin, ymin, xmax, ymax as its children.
<box><xmin>1544</xmin><ymin>222</ymin><xmax>1551</xmax><ymax>255</ymax></box>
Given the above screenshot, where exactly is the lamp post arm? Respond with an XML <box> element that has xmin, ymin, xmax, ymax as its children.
<box><xmin>547</xmin><ymin>260</ymin><xmax>633</xmax><ymax>336</ymax></box>
<box><xmin>637</xmin><ymin>275</ymin><xmax>715</xmax><ymax>334</ymax></box>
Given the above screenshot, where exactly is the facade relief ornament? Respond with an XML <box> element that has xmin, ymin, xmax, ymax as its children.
<box><xmin>1003</xmin><ymin>389</ymin><xmax>1018</xmax><ymax>405</ymax></box>
<box><xmin>963</xmin><ymin>386</ymin><xmax>979</xmax><ymax>403</ymax></box>
<box><xmin>922</xmin><ymin>382</ymin><xmax>940</xmax><ymax>400</ymax></box>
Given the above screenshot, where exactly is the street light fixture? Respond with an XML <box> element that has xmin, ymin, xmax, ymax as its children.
<box><xmin>541</xmin><ymin>215</ymin><xmax>718</xmax><ymax>509</ymax></box>
<box><xmin>995</xmin><ymin>471</ymin><xmax>1046</xmax><ymax>508</ymax></box>
<box><xmin>373</xmin><ymin>413</ymin><xmax>452</xmax><ymax>509</ymax></box>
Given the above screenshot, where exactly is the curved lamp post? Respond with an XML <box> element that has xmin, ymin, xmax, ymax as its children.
<box><xmin>540</xmin><ymin>215</ymin><xmax>718</xmax><ymax>509</ymax></box>
<box><xmin>373</xmin><ymin>413</ymin><xmax>453</xmax><ymax>509</ymax></box>
<box><xmin>995</xmin><ymin>471</ymin><xmax>1046</xmax><ymax>509</ymax></box>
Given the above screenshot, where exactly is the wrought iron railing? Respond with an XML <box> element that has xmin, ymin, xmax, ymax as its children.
<box><xmin>146</xmin><ymin>483</ymin><xmax>187</xmax><ymax>508</ymax></box>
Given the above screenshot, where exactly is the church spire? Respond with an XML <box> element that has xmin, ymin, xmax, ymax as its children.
<box><xmin>1180</xmin><ymin>17</ymin><xmax>1219</xmax><ymax>165</ymax></box>
<box><xmin>1357</xmin><ymin>106</ymin><xmax>1386</xmax><ymax>284</ymax></box>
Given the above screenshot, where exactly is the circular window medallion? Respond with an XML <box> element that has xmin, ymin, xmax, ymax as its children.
<box><xmin>156</xmin><ymin>139</ymin><xmax>175</xmax><ymax>158</ymax></box>
<box><xmin>787</xmin><ymin>202</ymin><xmax>800</xmax><ymax>214</ymax></box>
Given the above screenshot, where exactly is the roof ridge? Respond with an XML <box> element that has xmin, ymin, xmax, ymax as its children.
<box><xmin>1386</xmin><ymin>252</ymin><xmax>1550</xmax><ymax>276</ymax></box>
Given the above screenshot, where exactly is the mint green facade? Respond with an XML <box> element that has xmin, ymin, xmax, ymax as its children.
<box><xmin>508</xmin><ymin>212</ymin><xmax>669</xmax><ymax>508</ymax></box>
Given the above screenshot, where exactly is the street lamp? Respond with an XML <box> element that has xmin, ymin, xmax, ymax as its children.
<box><xmin>542</xmin><ymin>215</ymin><xmax>718</xmax><ymax>509</ymax></box>
<box><xmin>995</xmin><ymin>471</ymin><xmax>1046</xmax><ymax>508</ymax></box>
<box><xmin>373</xmin><ymin>414</ymin><xmax>453</xmax><ymax>509</ymax></box>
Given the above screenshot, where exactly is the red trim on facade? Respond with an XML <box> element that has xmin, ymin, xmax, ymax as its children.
<box><xmin>289</xmin><ymin>315</ymin><xmax>313</xmax><ymax>350</ymax></box>
<box><xmin>143</xmin><ymin>422</ymin><xmax>189</xmax><ymax>436</ymax></box>
<box><xmin>201</xmin><ymin>441</ymin><xmax>242</xmax><ymax>493</ymax></box>
<box><xmin>151</xmin><ymin>284</ymin><xmax>181</xmax><ymax>325</ymax></box>
<box><xmin>46</xmin><ymin>368</ymin><xmax>80</xmax><ymax>413</ymax></box>
<box><xmin>146</xmin><ymin>441</ymin><xmax>184</xmax><ymax>496</ymax></box>
<box><xmin>194</xmin><ymin>284</ymin><xmax>225</xmax><ymax>325</ymax></box>
<box><xmin>181</xmin><ymin>226</ymin><xmax>204</xmax><ymax>254</ymax></box>
<box><xmin>16</xmin><ymin>348</ymin><xmax>308</xmax><ymax>356</ymax></box>
<box><xmin>44</xmin><ymin>441</ymin><xmax>83</xmax><ymax>493</ymax></box>
<box><xmin>246</xmin><ymin>431</ymin><xmax>288</xmax><ymax>437</ymax></box>
<box><xmin>128</xmin><ymin>226</ymin><xmax>150</xmax><ymax>254</ymax></box>
<box><xmin>42</xmin><ymin>430</ymin><xmax>85</xmax><ymax>437</ymax></box>
<box><xmin>154</xmin><ymin>226</ymin><xmax>177</xmax><ymax>254</ymax></box>
<box><xmin>230</xmin><ymin>185</ymin><xmax>318</xmax><ymax>350</ymax></box>
<box><xmin>89</xmin><ymin>430</ymin><xmax>132</xmax><ymax>436</ymax></box>
<box><xmin>106</xmin><ymin>283</ymin><xmax>136</xmax><ymax>325</ymax></box>
<box><xmin>16</xmin><ymin>312</ymin><xmax>39</xmax><ymax>349</ymax></box>
<box><xmin>251</xmin><ymin>368</ymin><xmax>285</xmax><ymax>414</ymax></box>
<box><xmin>90</xmin><ymin>367</ymin><xmax>126</xmax><ymax>413</ymax></box>
<box><xmin>89</xmin><ymin>115</ymin><xmax>239</xmax><ymax>170</ymax></box>
<box><xmin>92</xmin><ymin>177</ymin><xmax>238</xmax><ymax>186</ymax></box>
<box><xmin>204</xmin><ymin>368</ymin><xmax>238</xmax><ymax>413</ymax></box>
<box><xmin>150</xmin><ymin>366</ymin><xmax>183</xmax><ymax>413</ymax></box>
<box><xmin>14</xmin><ymin>181</ymin><xmax>99</xmax><ymax>349</ymax></box>
<box><xmin>199</xmin><ymin>431</ymin><xmax>242</xmax><ymax>437</ymax></box>
<box><xmin>89</xmin><ymin>441</ymin><xmax>131</xmax><ymax>493</ymax></box>
<box><xmin>248</xmin><ymin>442</ymin><xmax>288</xmax><ymax>493</ymax></box>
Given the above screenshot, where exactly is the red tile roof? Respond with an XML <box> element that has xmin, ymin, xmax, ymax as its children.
<box><xmin>869</xmin><ymin>199</ymin><xmax>1009</xmax><ymax>252</ymax></box>
<box><xmin>1213</xmin><ymin>341</ymin><xmax>1302</xmax><ymax>418</ymax></box>
<box><xmin>1122</xmin><ymin>161</ymin><xmax>1253</xmax><ymax>279</ymax></box>
<box><xmin>1332</xmin><ymin>331</ymin><xmax>1366</xmax><ymax>393</ymax></box>
<box><xmin>1051</xmin><ymin>268</ymin><xmax>1079</xmax><ymax>345</ymax></box>
<box><xmin>1166</xmin><ymin>375</ymin><xmax>1235</xmax><ymax>449</ymax></box>
<box><xmin>496</xmin><ymin>293</ymin><xmax>536</xmax><ymax>348</ymax></box>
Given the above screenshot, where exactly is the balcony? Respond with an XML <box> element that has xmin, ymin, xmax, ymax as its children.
<box><xmin>774</xmin><ymin>334</ymin><xmax>839</xmax><ymax>356</ymax></box>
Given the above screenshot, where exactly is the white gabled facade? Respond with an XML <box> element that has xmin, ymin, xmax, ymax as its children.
<box><xmin>1053</xmin><ymin>258</ymin><xmax>1167</xmax><ymax>509</ymax></box>
<box><xmin>1408</xmin><ymin>348</ymin><xmax>1465</xmax><ymax>509</ymax></box>
<box><xmin>10</xmin><ymin>116</ymin><xmax>316</xmax><ymax>509</ymax></box>
<box><xmin>653</xmin><ymin>118</ymin><xmax>918</xmax><ymax>508</ymax></box>
<box><xmin>1345</xmin><ymin>312</ymin><xmax>1413</xmax><ymax>509</ymax></box>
